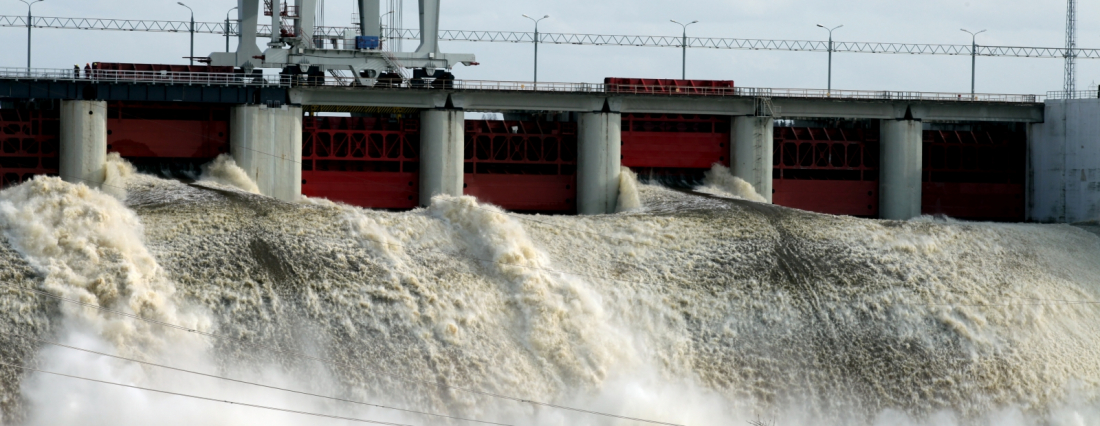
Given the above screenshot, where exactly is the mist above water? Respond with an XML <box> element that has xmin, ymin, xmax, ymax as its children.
<box><xmin>0</xmin><ymin>156</ymin><xmax>1099</xmax><ymax>426</ymax></box>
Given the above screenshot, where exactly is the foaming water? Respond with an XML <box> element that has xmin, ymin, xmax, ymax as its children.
<box><xmin>1</xmin><ymin>158</ymin><xmax>1099</xmax><ymax>426</ymax></box>
<box><xmin>618</xmin><ymin>167</ymin><xmax>643</xmax><ymax>212</ymax></box>
<box><xmin>696</xmin><ymin>164</ymin><xmax>768</xmax><ymax>203</ymax></box>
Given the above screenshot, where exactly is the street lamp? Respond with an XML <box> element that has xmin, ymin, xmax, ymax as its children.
<box><xmin>817</xmin><ymin>24</ymin><xmax>843</xmax><ymax>94</ymax></box>
<box><xmin>671</xmin><ymin>20</ymin><xmax>698</xmax><ymax>80</ymax></box>
<box><xmin>226</xmin><ymin>6</ymin><xmax>238</xmax><ymax>53</ymax></box>
<box><xmin>380</xmin><ymin>10</ymin><xmax>394</xmax><ymax>50</ymax></box>
<box><xmin>16</xmin><ymin>0</ymin><xmax>45</xmax><ymax>72</ymax></box>
<box><xmin>522</xmin><ymin>14</ymin><xmax>550</xmax><ymax>83</ymax></box>
<box><xmin>961</xmin><ymin>28</ymin><xmax>986</xmax><ymax>98</ymax></box>
<box><xmin>178</xmin><ymin>2</ymin><xmax>194</xmax><ymax>65</ymax></box>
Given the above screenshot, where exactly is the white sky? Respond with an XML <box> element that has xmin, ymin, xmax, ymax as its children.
<box><xmin>2</xmin><ymin>0</ymin><xmax>1097</xmax><ymax>95</ymax></box>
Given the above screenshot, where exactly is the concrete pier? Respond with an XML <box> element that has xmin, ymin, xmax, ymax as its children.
<box><xmin>731</xmin><ymin>116</ymin><xmax>775</xmax><ymax>203</ymax></box>
<box><xmin>879</xmin><ymin>119</ymin><xmax>923</xmax><ymax>220</ymax></box>
<box><xmin>230</xmin><ymin>105</ymin><xmax>303</xmax><ymax>202</ymax></box>
<box><xmin>419</xmin><ymin>109</ymin><xmax>465</xmax><ymax>207</ymax></box>
<box><xmin>59</xmin><ymin>100</ymin><xmax>108</xmax><ymax>188</ymax></box>
<box><xmin>577</xmin><ymin>112</ymin><xmax>622</xmax><ymax>215</ymax></box>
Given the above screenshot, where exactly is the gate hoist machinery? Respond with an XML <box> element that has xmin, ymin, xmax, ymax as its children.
<box><xmin>208</xmin><ymin>0</ymin><xmax>476</xmax><ymax>86</ymax></box>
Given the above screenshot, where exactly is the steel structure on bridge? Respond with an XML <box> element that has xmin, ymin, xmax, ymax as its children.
<box><xmin>3</xmin><ymin>14</ymin><xmax>1099</xmax><ymax>59</ymax></box>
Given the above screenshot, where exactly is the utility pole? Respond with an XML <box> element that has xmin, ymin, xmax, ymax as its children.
<box><xmin>178</xmin><ymin>2</ymin><xmax>194</xmax><ymax>65</ymax></box>
<box><xmin>17</xmin><ymin>0</ymin><xmax>44</xmax><ymax>72</ymax></box>
<box><xmin>671</xmin><ymin>20</ymin><xmax>698</xmax><ymax>80</ymax></box>
<box><xmin>522</xmin><ymin>14</ymin><xmax>550</xmax><ymax>84</ymax></box>
<box><xmin>961</xmin><ymin>29</ymin><xmax>986</xmax><ymax>98</ymax></box>
<box><xmin>817</xmin><ymin>24</ymin><xmax>843</xmax><ymax>95</ymax></box>
<box><xmin>226</xmin><ymin>6</ymin><xmax>238</xmax><ymax>53</ymax></box>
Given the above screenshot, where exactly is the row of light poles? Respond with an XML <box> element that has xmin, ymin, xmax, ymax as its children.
<box><xmin>518</xmin><ymin>16</ymin><xmax>989</xmax><ymax>95</ymax></box>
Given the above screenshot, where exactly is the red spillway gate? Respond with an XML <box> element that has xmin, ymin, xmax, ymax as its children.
<box><xmin>922</xmin><ymin>128</ymin><xmax>1026</xmax><ymax>221</ymax></box>
<box><xmin>463</xmin><ymin>120</ymin><xmax>577</xmax><ymax>212</ymax></box>
<box><xmin>302</xmin><ymin>116</ymin><xmax>420</xmax><ymax>209</ymax></box>
<box><xmin>621</xmin><ymin>113</ymin><xmax>730</xmax><ymax>174</ymax></box>
<box><xmin>106</xmin><ymin>102</ymin><xmax>229</xmax><ymax>161</ymax></box>
<box><xmin>0</xmin><ymin>109</ymin><xmax>59</xmax><ymax>187</ymax></box>
<box><xmin>772</xmin><ymin>126</ymin><xmax>880</xmax><ymax>217</ymax></box>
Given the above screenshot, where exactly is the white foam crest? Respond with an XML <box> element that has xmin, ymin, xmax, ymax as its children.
<box><xmin>0</xmin><ymin>176</ymin><xmax>205</xmax><ymax>353</ymax></box>
<box><xmin>696</xmin><ymin>164</ymin><xmax>768</xmax><ymax>203</ymax></box>
<box><xmin>198</xmin><ymin>154</ymin><xmax>262</xmax><ymax>195</ymax></box>
<box><xmin>428</xmin><ymin>195</ymin><xmax>634</xmax><ymax>387</ymax></box>
<box><xmin>617</xmin><ymin>167</ymin><xmax>643</xmax><ymax>212</ymax></box>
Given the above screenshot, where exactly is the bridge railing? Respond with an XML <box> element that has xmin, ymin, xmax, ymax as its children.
<box><xmin>0</xmin><ymin>67</ymin><xmax>290</xmax><ymax>87</ymax></box>
<box><xmin>0</xmin><ymin>67</ymin><xmax>1043</xmax><ymax>103</ymax></box>
<box><xmin>1047</xmin><ymin>90</ymin><xmax>1100</xmax><ymax>100</ymax></box>
<box><xmin>441</xmin><ymin>80</ymin><xmax>1042</xmax><ymax>103</ymax></box>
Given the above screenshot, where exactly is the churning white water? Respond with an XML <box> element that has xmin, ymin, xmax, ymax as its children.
<box><xmin>1</xmin><ymin>156</ymin><xmax>1100</xmax><ymax>426</ymax></box>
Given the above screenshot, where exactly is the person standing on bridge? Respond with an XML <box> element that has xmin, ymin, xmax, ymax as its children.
<box><xmin>73</xmin><ymin>65</ymin><xmax>80</xmax><ymax>79</ymax></box>
<box><xmin>84</xmin><ymin>64</ymin><xmax>91</xmax><ymax>80</ymax></box>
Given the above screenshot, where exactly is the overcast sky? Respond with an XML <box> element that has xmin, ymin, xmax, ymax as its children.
<box><xmin>2</xmin><ymin>0</ymin><xmax>1097</xmax><ymax>95</ymax></box>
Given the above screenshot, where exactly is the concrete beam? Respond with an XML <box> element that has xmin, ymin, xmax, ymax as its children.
<box><xmin>290</xmin><ymin>88</ymin><xmax>449</xmax><ymax>109</ymax></box>
<box><xmin>578</xmin><ymin>112</ymin><xmax>622</xmax><ymax>215</ymax></box>
<box><xmin>879</xmin><ymin>119</ymin><xmax>923</xmax><ymax>220</ymax></box>
<box><xmin>731</xmin><ymin>116</ymin><xmax>775</xmax><ymax>203</ymax></box>
<box><xmin>419</xmin><ymin>109</ymin><xmax>464</xmax><ymax>206</ymax></box>
<box><xmin>59</xmin><ymin>100</ymin><xmax>107</xmax><ymax>188</ymax></box>
<box><xmin>291</xmin><ymin>87</ymin><xmax>1043</xmax><ymax>122</ymax></box>
<box><xmin>449</xmin><ymin>92</ymin><xmax>608</xmax><ymax>112</ymax></box>
<box><xmin>230</xmin><ymin>104</ymin><xmax>303</xmax><ymax>202</ymax></box>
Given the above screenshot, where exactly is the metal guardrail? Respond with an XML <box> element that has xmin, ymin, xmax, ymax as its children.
<box><xmin>1046</xmin><ymin>90</ymin><xmax>1100</xmax><ymax>100</ymax></box>
<box><xmin>0</xmin><ymin>67</ymin><xmax>1044</xmax><ymax>103</ymax></box>
<box><xmin>0</xmin><ymin>67</ymin><xmax>289</xmax><ymax>87</ymax></box>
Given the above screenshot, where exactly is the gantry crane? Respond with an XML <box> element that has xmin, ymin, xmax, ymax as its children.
<box><xmin>208</xmin><ymin>0</ymin><xmax>476</xmax><ymax>86</ymax></box>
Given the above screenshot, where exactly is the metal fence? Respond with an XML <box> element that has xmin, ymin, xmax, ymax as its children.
<box><xmin>0</xmin><ymin>67</ymin><xmax>289</xmax><ymax>87</ymax></box>
<box><xmin>0</xmin><ymin>67</ymin><xmax>1044</xmax><ymax>103</ymax></box>
<box><xmin>1046</xmin><ymin>90</ymin><xmax>1100</xmax><ymax>100</ymax></box>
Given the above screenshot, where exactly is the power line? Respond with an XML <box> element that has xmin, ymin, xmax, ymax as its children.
<box><xmin>0</xmin><ymin>359</ymin><xmax>412</xmax><ymax>426</ymax></box>
<box><xmin>0</xmin><ymin>280</ymin><xmax>684</xmax><ymax>426</ymax></box>
<box><xmin>0</xmin><ymin>329</ymin><xmax>510</xmax><ymax>426</ymax></box>
<box><xmin>3</xmin><ymin>14</ymin><xmax>1100</xmax><ymax>59</ymax></box>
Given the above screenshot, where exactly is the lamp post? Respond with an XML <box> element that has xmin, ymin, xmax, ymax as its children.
<box><xmin>226</xmin><ymin>6</ymin><xmax>238</xmax><ymax>52</ymax></box>
<box><xmin>816</xmin><ymin>24</ymin><xmax>843</xmax><ymax>94</ymax></box>
<box><xmin>522</xmin><ymin>14</ymin><xmax>550</xmax><ymax>83</ymax></box>
<box><xmin>961</xmin><ymin>28</ymin><xmax>986</xmax><ymax>98</ymax></box>
<box><xmin>178</xmin><ymin>2</ymin><xmax>194</xmax><ymax>65</ymax></box>
<box><xmin>671</xmin><ymin>20</ymin><xmax>698</xmax><ymax>80</ymax></box>
<box><xmin>17</xmin><ymin>0</ymin><xmax>44</xmax><ymax>72</ymax></box>
<box><xmin>380</xmin><ymin>10</ymin><xmax>393</xmax><ymax>50</ymax></box>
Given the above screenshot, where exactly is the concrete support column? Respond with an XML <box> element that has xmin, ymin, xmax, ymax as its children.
<box><xmin>59</xmin><ymin>100</ymin><xmax>108</xmax><ymax>188</ymax></box>
<box><xmin>577</xmin><ymin>112</ymin><xmax>622</xmax><ymax>215</ymax></box>
<box><xmin>419</xmin><ymin>109</ymin><xmax>464</xmax><ymax>207</ymax></box>
<box><xmin>230</xmin><ymin>104</ymin><xmax>303</xmax><ymax>202</ymax></box>
<box><xmin>879</xmin><ymin>119</ymin><xmax>923</xmax><ymax>220</ymax></box>
<box><xmin>731</xmin><ymin>116</ymin><xmax>775</xmax><ymax>203</ymax></box>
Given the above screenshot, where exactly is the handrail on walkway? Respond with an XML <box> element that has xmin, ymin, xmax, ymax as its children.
<box><xmin>0</xmin><ymin>67</ymin><xmax>1044</xmax><ymax>103</ymax></box>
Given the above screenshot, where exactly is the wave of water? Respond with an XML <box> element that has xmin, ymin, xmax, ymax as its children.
<box><xmin>1</xmin><ymin>157</ymin><xmax>1099</xmax><ymax>426</ymax></box>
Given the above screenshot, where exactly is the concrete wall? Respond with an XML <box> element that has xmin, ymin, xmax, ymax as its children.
<box><xmin>230</xmin><ymin>105</ymin><xmax>303</xmax><ymax>202</ymax></box>
<box><xmin>59</xmin><ymin>100</ymin><xmax>108</xmax><ymax>188</ymax></box>
<box><xmin>578</xmin><ymin>112</ymin><xmax>622</xmax><ymax>215</ymax></box>
<box><xmin>1029</xmin><ymin>100</ymin><xmax>1100</xmax><ymax>223</ymax></box>
<box><xmin>731</xmin><ymin>116</ymin><xmax>775</xmax><ymax>203</ymax></box>
<box><xmin>419</xmin><ymin>109</ymin><xmax>465</xmax><ymax>206</ymax></box>
<box><xmin>879</xmin><ymin>119</ymin><xmax>923</xmax><ymax>220</ymax></box>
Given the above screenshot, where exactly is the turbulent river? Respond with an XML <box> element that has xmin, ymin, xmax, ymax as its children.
<box><xmin>0</xmin><ymin>155</ymin><xmax>1098</xmax><ymax>426</ymax></box>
